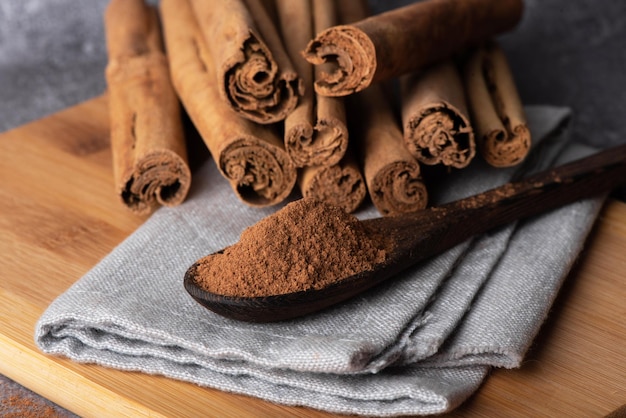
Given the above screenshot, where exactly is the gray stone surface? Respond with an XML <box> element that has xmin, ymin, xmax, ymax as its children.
<box><xmin>0</xmin><ymin>0</ymin><xmax>109</xmax><ymax>131</ymax></box>
<box><xmin>0</xmin><ymin>374</ymin><xmax>77</xmax><ymax>417</ymax></box>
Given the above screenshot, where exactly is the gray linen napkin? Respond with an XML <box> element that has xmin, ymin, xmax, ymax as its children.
<box><xmin>35</xmin><ymin>106</ymin><xmax>605</xmax><ymax>416</ymax></box>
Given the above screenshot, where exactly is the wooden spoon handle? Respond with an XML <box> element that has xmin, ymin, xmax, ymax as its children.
<box><xmin>455</xmin><ymin>143</ymin><xmax>626</xmax><ymax>226</ymax></box>
<box><xmin>376</xmin><ymin>143</ymin><xmax>626</xmax><ymax>266</ymax></box>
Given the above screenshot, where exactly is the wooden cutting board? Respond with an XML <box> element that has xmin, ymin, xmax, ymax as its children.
<box><xmin>0</xmin><ymin>96</ymin><xmax>624</xmax><ymax>417</ymax></box>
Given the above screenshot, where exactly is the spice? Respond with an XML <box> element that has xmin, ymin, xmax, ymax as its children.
<box><xmin>462</xmin><ymin>41</ymin><xmax>531</xmax><ymax>167</ymax></box>
<box><xmin>160</xmin><ymin>0</ymin><xmax>297</xmax><ymax>206</ymax></box>
<box><xmin>0</xmin><ymin>393</ymin><xmax>69</xmax><ymax>418</ymax></box>
<box><xmin>298</xmin><ymin>149</ymin><xmax>367</xmax><ymax>213</ymax></box>
<box><xmin>352</xmin><ymin>84</ymin><xmax>429</xmax><ymax>216</ymax></box>
<box><xmin>400</xmin><ymin>60</ymin><xmax>475</xmax><ymax>168</ymax></box>
<box><xmin>275</xmin><ymin>0</ymin><xmax>349</xmax><ymax>167</ymax></box>
<box><xmin>274</xmin><ymin>0</ymin><xmax>317</xmax><ymax>167</ymax></box>
<box><xmin>275</xmin><ymin>0</ymin><xmax>349</xmax><ymax>169</ymax></box>
<box><xmin>302</xmin><ymin>0</ymin><xmax>523</xmax><ymax>97</ymax></box>
<box><xmin>194</xmin><ymin>198</ymin><xmax>387</xmax><ymax>297</ymax></box>
<box><xmin>274</xmin><ymin>0</ymin><xmax>365</xmax><ymax>212</ymax></box>
<box><xmin>187</xmin><ymin>0</ymin><xmax>302</xmax><ymax>124</ymax></box>
<box><xmin>104</xmin><ymin>0</ymin><xmax>191</xmax><ymax>215</ymax></box>
<box><xmin>336</xmin><ymin>0</ymin><xmax>426</xmax><ymax>217</ymax></box>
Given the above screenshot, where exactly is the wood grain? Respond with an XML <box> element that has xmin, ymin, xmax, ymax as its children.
<box><xmin>0</xmin><ymin>96</ymin><xmax>624</xmax><ymax>416</ymax></box>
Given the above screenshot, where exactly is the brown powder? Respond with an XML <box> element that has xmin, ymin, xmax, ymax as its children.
<box><xmin>1</xmin><ymin>375</ymin><xmax>76</xmax><ymax>418</ymax></box>
<box><xmin>1</xmin><ymin>395</ymin><xmax>67</xmax><ymax>418</ymax></box>
<box><xmin>194</xmin><ymin>197</ymin><xmax>387</xmax><ymax>297</ymax></box>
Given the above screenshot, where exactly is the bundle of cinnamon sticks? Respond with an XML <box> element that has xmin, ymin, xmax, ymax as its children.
<box><xmin>103</xmin><ymin>0</ymin><xmax>529</xmax><ymax>216</ymax></box>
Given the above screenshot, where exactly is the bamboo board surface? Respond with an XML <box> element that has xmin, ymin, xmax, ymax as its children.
<box><xmin>0</xmin><ymin>96</ymin><xmax>624</xmax><ymax>417</ymax></box>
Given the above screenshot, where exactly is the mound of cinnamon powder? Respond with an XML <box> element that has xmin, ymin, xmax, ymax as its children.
<box><xmin>194</xmin><ymin>198</ymin><xmax>387</xmax><ymax>297</ymax></box>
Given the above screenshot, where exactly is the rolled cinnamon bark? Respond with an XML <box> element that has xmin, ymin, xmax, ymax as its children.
<box><xmin>311</xmin><ymin>88</ymin><xmax>349</xmax><ymax>167</ymax></box>
<box><xmin>295</xmin><ymin>0</ymin><xmax>363</xmax><ymax>212</ymax></box>
<box><xmin>400</xmin><ymin>61</ymin><xmax>475</xmax><ymax>169</ymax></box>
<box><xmin>188</xmin><ymin>0</ymin><xmax>302</xmax><ymax>124</ymax></box>
<box><xmin>275</xmin><ymin>0</ymin><xmax>348</xmax><ymax>167</ymax></box>
<box><xmin>303</xmin><ymin>0</ymin><xmax>524</xmax><ymax>97</ymax></box>
<box><xmin>274</xmin><ymin>0</ymin><xmax>315</xmax><ymax>166</ymax></box>
<box><xmin>335</xmin><ymin>0</ymin><xmax>427</xmax><ymax>216</ymax></box>
<box><xmin>352</xmin><ymin>85</ymin><xmax>428</xmax><ymax>216</ymax></box>
<box><xmin>298</xmin><ymin>149</ymin><xmax>366</xmax><ymax>213</ymax></box>
<box><xmin>310</xmin><ymin>0</ymin><xmax>349</xmax><ymax>167</ymax></box>
<box><xmin>104</xmin><ymin>0</ymin><xmax>191</xmax><ymax>215</ymax></box>
<box><xmin>161</xmin><ymin>0</ymin><xmax>296</xmax><ymax>206</ymax></box>
<box><xmin>463</xmin><ymin>42</ymin><xmax>531</xmax><ymax>167</ymax></box>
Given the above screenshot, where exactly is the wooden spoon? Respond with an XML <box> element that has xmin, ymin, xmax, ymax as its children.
<box><xmin>185</xmin><ymin>144</ymin><xmax>626</xmax><ymax>322</ymax></box>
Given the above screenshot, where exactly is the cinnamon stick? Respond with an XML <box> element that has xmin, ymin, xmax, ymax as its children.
<box><xmin>273</xmin><ymin>0</ymin><xmax>315</xmax><ymax>166</ymax></box>
<box><xmin>160</xmin><ymin>0</ymin><xmax>296</xmax><ymax>206</ymax></box>
<box><xmin>400</xmin><ymin>61</ymin><xmax>475</xmax><ymax>169</ymax></box>
<box><xmin>333</xmin><ymin>0</ymin><xmax>427</xmax><ymax>216</ymax></box>
<box><xmin>296</xmin><ymin>0</ymin><xmax>365</xmax><ymax>213</ymax></box>
<box><xmin>353</xmin><ymin>85</ymin><xmax>428</xmax><ymax>216</ymax></box>
<box><xmin>351</xmin><ymin>83</ymin><xmax>427</xmax><ymax>216</ymax></box>
<box><xmin>298</xmin><ymin>148</ymin><xmax>366</xmax><ymax>213</ymax></box>
<box><xmin>275</xmin><ymin>0</ymin><xmax>348</xmax><ymax>167</ymax></box>
<box><xmin>463</xmin><ymin>42</ymin><xmax>531</xmax><ymax>167</ymax></box>
<box><xmin>310</xmin><ymin>0</ymin><xmax>349</xmax><ymax>167</ymax></box>
<box><xmin>188</xmin><ymin>0</ymin><xmax>302</xmax><ymax>124</ymax></box>
<box><xmin>104</xmin><ymin>0</ymin><xmax>191</xmax><ymax>215</ymax></box>
<box><xmin>303</xmin><ymin>0</ymin><xmax>524</xmax><ymax>97</ymax></box>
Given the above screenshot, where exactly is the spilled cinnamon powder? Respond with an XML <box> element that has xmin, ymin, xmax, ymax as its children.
<box><xmin>0</xmin><ymin>394</ymin><xmax>68</xmax><ymax>418</ymax></box>
<box><xmin>194</xmin><ymin>198</ymin><xmax>387</xmax><ymax>297</ymax></box>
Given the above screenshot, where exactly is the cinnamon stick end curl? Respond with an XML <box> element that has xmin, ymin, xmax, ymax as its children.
<box><xmin>480</xmin><ymin>123</ymin><xmax>531</xmax><ymax>168</ymax></box>
<box><xmin>370</xmin><ymin>161</ymin><xmax>428</xmax><ymax>217</ymax></box>
<box><xmin>303</xmin><ymin>25</ymin><xmax>376</xmax><ymax>97</ymax></box>
<box><xmin>119</xmin><ymin>150</ymin><xmax>191</xmax><ymax>215</ymax></box>
<box><xmin>224</xmin><ymin>32</ymin><xmax>303</xmax><ymax>124</ymax></box>
<box><xmin>302</xmin><ymin>164</ymin><xmax>366</xmax><ymax>213</ymax></box>
<box><xmin>405</xmin><ymin>102</ymin><xmax>475</xmax><ymax>169</ymax></box>
<box><xmin>220</xmin><ymin>137</ymin><xmax>297</xmax><ymax>207</ymax></box>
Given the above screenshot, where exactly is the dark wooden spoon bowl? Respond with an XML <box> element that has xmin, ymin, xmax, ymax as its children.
<box><xmin>185</xmin><ymin>144</ymin><xmax>626</xmax><ymax>322</ymax></box>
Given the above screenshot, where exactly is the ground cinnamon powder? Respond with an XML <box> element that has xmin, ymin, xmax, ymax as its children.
<box><xmin>194</xmin><ymin>198</ymin><xmax>387</xmax><ymax>297</ymax></box>
<box><xmin>0</xmin><ymin>395</ymin><xmax>67</xmax><ymax>418</ymax></box>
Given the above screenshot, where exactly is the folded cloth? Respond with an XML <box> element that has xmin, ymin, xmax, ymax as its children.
<box><xmin>35</xmin><ymin>106</ymin><xmax>605</xmax><ymax>416</ymax></box>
